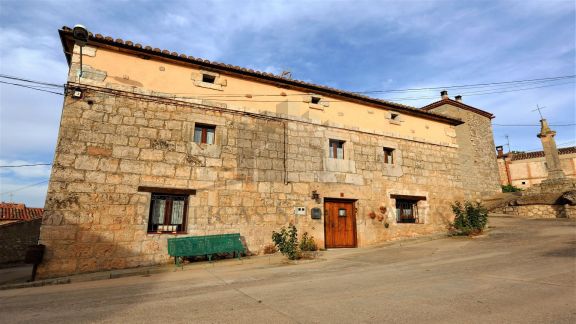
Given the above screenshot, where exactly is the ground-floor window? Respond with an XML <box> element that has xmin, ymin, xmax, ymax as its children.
<box><xmin>396</xmin><ymin>199</ymin><xmax>420</xmax><ymax>223</ymax></box>
<box><xmin>148</xmin><ymin>193</ymin><xmax>189</xmax><ymax>233</ymax></box>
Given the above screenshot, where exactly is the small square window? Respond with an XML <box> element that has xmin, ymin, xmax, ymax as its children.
<box><xmin>391</xmin><ymin>113</ymin><xmax>399</xmax><ymax>120</ymax></box>
<box><xmin>311</xmin><ymin>96</ymin><xmax>321</xmax><ymax>104</ymax></box>
<box><xmin>384</xmin><ymin>148</ymin><xmax>394</xmax><ymax>164</ymax></box>
<box><xmin>194</xmin><ymin>124</ymin><xmax>216</xmax><ymax>144</ymax></box>
<box><xmin>329</xmin><ymin>139</ymin><xmax>345</xmax><ymax>159</ymax></box>
<box><xmin>396</xmin><ymin>199</ymin><xmax>418</xmax><ymax>224</ymax></box>
<box><xmin>202</xmin><ymin>74</ymin><xmax>216</xmax><ymax>84</ymax></box>
<box><xmin>148</xmin><ymin>193</ymin><xmax>188</xmax><ymax>233</ymax></box>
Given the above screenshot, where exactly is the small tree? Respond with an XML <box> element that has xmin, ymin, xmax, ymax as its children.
<box><xmin>272</xmin><ymin>224</ymin><xmax>300</xmax><ymax>260</ymax></box>
<box><xmin>451</xmin><ymin>201</ymin><xmax>488</xmax><ymax>236</ymax></box>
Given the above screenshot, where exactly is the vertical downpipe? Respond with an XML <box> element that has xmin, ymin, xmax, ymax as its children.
<box><xmin>283</xmin><ymin>121</ymin><xmax>288</xmax><ymax>185</ymax></box>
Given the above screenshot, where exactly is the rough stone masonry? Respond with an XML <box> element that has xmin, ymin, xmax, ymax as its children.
<box><xmin>36</xmin><ymin>27</ymin><xmax>500</xmax><ymax>279</ymax></box>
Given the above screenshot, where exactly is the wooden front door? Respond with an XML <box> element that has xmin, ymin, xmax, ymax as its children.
<box><xmin>324</xmin><ymin>200</ymin><xmax>357</xmax><ymax>248</ymax></box>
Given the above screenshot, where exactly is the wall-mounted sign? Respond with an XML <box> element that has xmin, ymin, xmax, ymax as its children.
<box><xmin>294</xmin><ymin>207</ymin><xmax>306</xmax><ymax>215</ymax></box>
<box><xmin>311</xmin><ymin>207</ymin><xmax>322</xmax><ymax>219</ymax></box>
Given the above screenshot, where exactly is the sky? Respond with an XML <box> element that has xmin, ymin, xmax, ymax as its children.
<box><xmin>0</xmin><ymin>0</ymin><xmax>575</xmax><ymax>207</ymax></box>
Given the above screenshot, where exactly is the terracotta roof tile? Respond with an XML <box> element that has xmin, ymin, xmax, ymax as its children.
<box><xmin>511</xmin><ymin>146</ymin><xmax>576</xmax><ymax>161</ymax></box>
<box><xmin>0</xmin><ymin>203</ymin><xmax>44</xmax><ymax>222</ymax></box>
<box><xmin>58</xmin><ymin>26</ymin><xmax>463</xmax><ymax>126</ymax></box>
<box><xmin>421</xmin><ymin>98</ymin><xmax>494</xmax><ymax>119</ymax></box>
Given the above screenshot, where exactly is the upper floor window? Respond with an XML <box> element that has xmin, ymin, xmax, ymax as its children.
<box><xmin>202</xmin><ymin>74</ymin><xmax>216</xmax><ymax>84</ymax></box>
<box><xmin>148</xmin><ymin>193</ymin><xmax>188</xmax><ymax>233</ymax></box>
<box><xmin>391</xmin><ymin>113</ymin><xmax>399</xmax><ymax>121</ymax></box>
<box><xmin>311</xmin><ymin>96</ymin><xmax>321</xmax><ymax>104</ymax></box>
<box><xmin>329</xmin><ymin>139</ymin><xmax>345</xmax><ymax>159</ymax></box>
<box><xmin>384</xmin><ymin>148</ymin><xmax>395</xmax><ymax>164</ymax></box>
<box><xmin>194</xmin><ymin>124</ymin><xmax>215</xmax><ymax>144</ymax></box>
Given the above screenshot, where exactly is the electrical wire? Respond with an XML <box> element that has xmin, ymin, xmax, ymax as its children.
<box><xmin>0</xmin><ymin>180</ymin><xmax>49</xmax><ymax>196</ymax></box>
<box><xmin>0</xmin><ymin>163</ymin><xmax>52</xmax><ymax>168</ymax></box>
<box><xmin>0</xmin><ymin>74</ymin><xmax>63</xmax><ymax>88</ymax></box>
<box><xmin>0</xmin><ymin>80</ymin><xmax>64</xmax><ymax>95</ymax></box>
<box><xmin>493</xmin><ymin>123</ymin><xmax>576</xmax><ymax>127</ymax></box>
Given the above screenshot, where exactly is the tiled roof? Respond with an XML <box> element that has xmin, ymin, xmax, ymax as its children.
<box><xmin>0</xmin><ymin>203</ymin><xmax>44</xmax><ymax>222</ymax></box>
<box><xmin>58</xmin><ymin>26</ymin><xmax>463</xmax><ymax>126</ymax></box>
<box><xmin>510</xmin><ymin>146</ymin><xmax>576</xmax><ymax>161</ymax></box>
<box><xmin>420</xmin><ymin>98</ymin><xmax>494</xmax><ymax>119</ymax></box>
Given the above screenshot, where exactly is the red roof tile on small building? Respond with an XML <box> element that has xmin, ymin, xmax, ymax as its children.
<box><xmin>510</xmin><ymin>146</ymin><xmax>576</xmax><ymax>161</ymax></box>
<box><xmin>0</xmin><ymin>203</ymin><xmax>44</xmax><ymax>222</ymax></box>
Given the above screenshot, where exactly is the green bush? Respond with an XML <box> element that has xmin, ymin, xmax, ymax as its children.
<box><xmin>299</xmin><ymin>232</ymin><xmax>318</xmax><ymax>251</ymax></box>
<box><xmin>272</xmin><ymin>224</ymin><xmax>300</xmax><ymax>260</ymax></box>
<box><xmin>451</xmin><ymin>201</ymin><xmax>488</xmax><ymax>236</ymax></box>
<box><xmin>501</xmin><ymin>184</ymin><xmax>522</xmax><ymax>192</ymax></box>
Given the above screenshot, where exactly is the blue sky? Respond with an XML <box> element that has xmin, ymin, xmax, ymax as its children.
<box><xmin>1</xmin><ymin>0</ymin><xmax>575</xmax><ymax>207</ymax></box>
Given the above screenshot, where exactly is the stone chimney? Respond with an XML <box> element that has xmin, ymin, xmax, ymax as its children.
<box><xmin>441</xmin><ymin>90</ymin><xmax>448</xmax><ymax>99</ymax></box>
<box><xmin>495</xmin><ymin>146</ymin><xmax>504</xmax><ymax>158</ymax></box>
<box><xmin>455</xmin><ymin>95</ymin><xmax>462</xmax><ymax>102</ymax></box>
<box><xmin>537</xmin><ymin>119</ymin><xmax>565</xmax><ymax>180</ymax></box>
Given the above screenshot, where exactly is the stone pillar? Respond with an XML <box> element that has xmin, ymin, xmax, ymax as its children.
<box><xmin>537</xmin><ymin>119</ymin><xmax>565</xmax><ymax>179</ymax></box>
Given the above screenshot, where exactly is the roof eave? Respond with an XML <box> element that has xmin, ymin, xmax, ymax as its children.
<box><xmin>59</xmin><ymin>27</ymin><xmax>463</xmax><ymax>126</ymax></box>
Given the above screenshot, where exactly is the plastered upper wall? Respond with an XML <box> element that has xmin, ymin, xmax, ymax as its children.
<box><xmin>70</xmin><ymin>45</ymin><xmax>457</xmax><ymax>146</ymax></box>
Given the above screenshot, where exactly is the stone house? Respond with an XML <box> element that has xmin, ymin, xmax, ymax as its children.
<box><xmin>496</xmin><ymin>146</ymin><xmax>576</xmax><ymax>189</ymax></box>
<box><xmin>37</xmin><ymin>26</ymin><xmax>500</xmax><ymax>279</ymax></box>
<box><xmin>0</xmin><ymin>203</ymin><xmax>43</xmax><ymax>265</ymax></box>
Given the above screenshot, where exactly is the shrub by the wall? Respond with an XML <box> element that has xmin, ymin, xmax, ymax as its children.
<box><xmin>451</xmin><ymin>201</ymin><xmax>488</xmax><ymax>236</ymax></box>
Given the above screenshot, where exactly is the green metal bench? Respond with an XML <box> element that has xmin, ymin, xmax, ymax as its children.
<box><xmin>167</xmin><ymin>233</ymin><xmax>245</xmax><ymax>266</ymax></box>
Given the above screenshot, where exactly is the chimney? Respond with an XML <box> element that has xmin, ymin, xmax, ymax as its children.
<box><xmin>455</xmin><ymin>95</ymin><xmax>462</xmax><ymax>102</ymax></box>
<box><xmin>496</xmin><ymin>146</ymin><xmax>504</xmax><ymax>158</ymax></box>
<box><xmin>440</xmin><ymin>90</ymin><xmax>448</xmax><ymax>99</ymax></box>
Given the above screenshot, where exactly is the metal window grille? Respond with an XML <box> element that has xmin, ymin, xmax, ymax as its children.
<box><xmin>396</xmin><ymin>199</ymin><xmax>420</xmax><ymax>223</ymax></box>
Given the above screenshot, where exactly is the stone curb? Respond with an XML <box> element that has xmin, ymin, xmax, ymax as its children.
<box><xmin>0</xmin><ymin>231</ymin><xmax>458</xmax><ymax>291</ymax></box>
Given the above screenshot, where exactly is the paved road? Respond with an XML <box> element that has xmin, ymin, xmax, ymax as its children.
<box><xmin>1</xmin><ymin>217</ymin><xmax>575</xmax><ymax>323</ymax></box>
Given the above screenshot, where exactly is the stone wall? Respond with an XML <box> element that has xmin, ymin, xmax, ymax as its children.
<box><xmin>425</xmin><ymin>104</ymin><xmax>501</xmax><ymax>198</ymax></box>
<box><xmin>494</xmin><ymin>204</ymin><xmax>571</xmax><ymax>219</ymax></box>
<box><xmin>37</xmin><ymin>88</ymin><xmax>466</xmax><ymax>279</ymax></box>
<box><xmin>0</xmin><ymin>219</ymin><xmax>42</xmax><ymax>265</ymax></box>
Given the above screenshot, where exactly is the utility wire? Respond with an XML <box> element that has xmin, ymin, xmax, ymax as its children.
<box><xmin>0</xmin><ymin>163</ymin><xmax>52</xmax><ymax>168</ymax></box>
<box><xmin>0</xmin><ymin>180</ymin><xmax>49</xmax><ymax>196</ymax></box>
<box><xmin>0</xmin><ymin>74</ymin><xmax>63</xmax><ymax>88</ymax></box>
<box><xmin>493</xmin><ymin>123</ymin><xmax>576</xmax><ymax>127</ymax></box>
<box><xmin>0</xmin><ymin>80</ymin><xmax>64</xmax><ymax>95</ymax></box>
<box><xmin>0</xmin><ymin>73</ymin><xmax>574</xmax><ymax>100</ymax></box>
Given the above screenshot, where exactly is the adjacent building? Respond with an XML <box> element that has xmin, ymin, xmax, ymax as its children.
<box><xmin>496</xmin><ymin>146</ymin><xmax>576</xmax><ymax>189</ymax></box>
<box><xmin>0</xmin><ymin>203</ymin><xmax>43</xmax><ymax>265</ymax></box>
<box><xmin>37</xmin><ymin>26</ymin><xmax>500</xmax><ymax>278</ymax></box>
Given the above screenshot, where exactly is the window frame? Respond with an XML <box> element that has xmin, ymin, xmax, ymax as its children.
<box><xmin>147</xmin><ymin>193</ymin><xmax>189</xmax><ymax>234</ymax></box>
<box><xmin>329</xmin><ymin>139</ymin><xmax>345</xmax><ymax>159</ymax></box>
<box><xmin>384</xmin><ymin>147</ymin><xmax>395</xmax><ymax>164</ymax></box>
<box><xmin>202</xmin><ymin>74</ymin><xmax>216</xmax><ymax>84</ymax></box>
<box><xmin>193</xmin><ymin>123</ymin><xmax>216</xmax><ymax>144</ymax></box>
<box><xmin>395</xmin><ymin>199</ymin><xmax>419</xmax><ymax>224</ymax></box>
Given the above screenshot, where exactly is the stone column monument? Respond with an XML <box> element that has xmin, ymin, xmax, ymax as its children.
<box><xmin>537</xmin><ymin>119</ymin><xmax>566</xmax><ymax>180</ymax></box>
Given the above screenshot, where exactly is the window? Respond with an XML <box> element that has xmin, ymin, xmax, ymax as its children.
<box><xmin>391</xmin><ymin>113</ymin><xmax>399</xmax><ymax>121</ymax></box>
<box><xmin>384</xmin><ymin>148</ymin><xmax>394</xmax><ymax>164</ymax></box>
<box><xmin>396</xmin><ymin>199</ymin><xmax>419</xmax><ymax>223</ymax></box>
<box><xmin>148</xmin><ymin>193</ymin><xmax>188</xmax><ymax>233</ymax></box>
<box><xmin>329</xmin><ymin>139</ymin><xmax>345</xmax><ymax>159</ymax></box>
<box><xmin>194</xmin><ymin>124</ymin><xmax>216</xmax><ymax>144</ymax></box>
<box><xmin>202</xmin><ymin>74</ymin><xmax>216</xmax><ymax>84</ymax></box>
<box><xmin>311</xmin><ymin>96</ymin><xmax>321</xmax><ymax>104</ymax></box>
